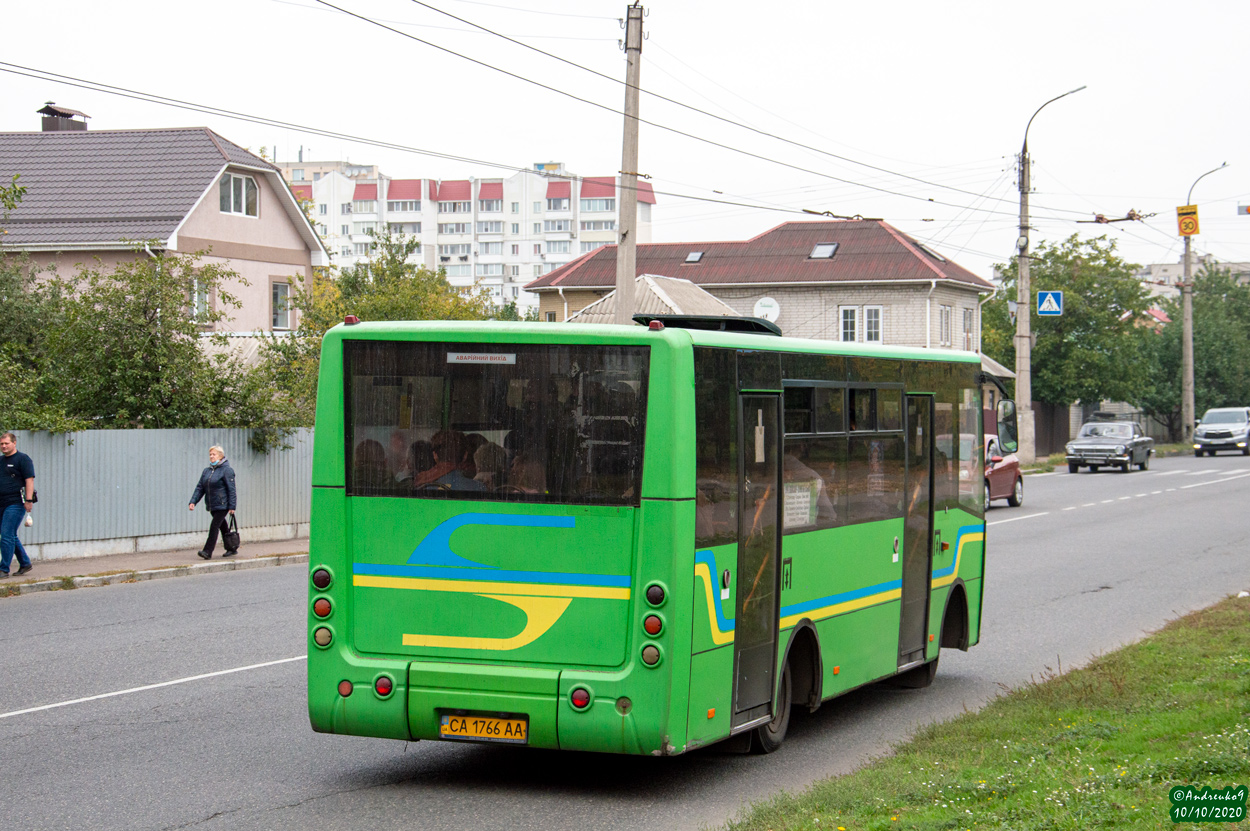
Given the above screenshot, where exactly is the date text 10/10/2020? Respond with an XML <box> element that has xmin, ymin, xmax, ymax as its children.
<box><xmin>1169</xmin><ymin>785</ymin><xmax>1246</xmax><ymax>824</ymax></box>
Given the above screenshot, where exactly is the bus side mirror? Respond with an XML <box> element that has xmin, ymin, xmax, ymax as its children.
<box><xmin>997</xmin><ymin>400</ymin><xmax>1019</xmax><ymax>454</ymax></box>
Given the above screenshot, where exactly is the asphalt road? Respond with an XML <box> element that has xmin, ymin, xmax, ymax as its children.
<box><xmin>3</xmin><ymin>452</ymin><xmax>1248</xmax><ymax>831</ymax></box>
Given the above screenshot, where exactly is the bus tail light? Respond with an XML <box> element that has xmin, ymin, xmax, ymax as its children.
<box><xmin>641</xmin><ymin>645</ymin><xmax>660</xmax><ymax>666</ymax></box>
<box><xmin>338</xmin><ymin>680</ymin><xmax>353</xmax><ymax>697</ymax></box>
<box><xmin>645</xmin><ymin>584</ymin><xmax>665</xmax><ymax>606</ymax></box>
<box><xmin>375</xmin><ymin>676</ymin><xmax>393</xmax><ymax>697</ymax></box>
<box><xmin>643</xmin><ymin>614</ymin><xmax>663</xmax><ymax>636</ymax></box>
<box><xmin>312</xmin><ymin>568</ymin><xmax>332</xmax><ymax>589</ymax></box>
<box><xmin>313</xmin><ymin>627</ymin><xmax>332</xmax><ymax>647</ymax></box>
<box><xmin>570</xmin><ymin>688</ymin><xmax>591</xmax><ymax>709</ymax></box>
<box><xmin>313</xmin><ymin>598</ymin><xmax>332</xmax><ymax>618</ymax></box>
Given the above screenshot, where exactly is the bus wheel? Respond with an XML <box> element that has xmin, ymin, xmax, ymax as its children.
<box><xmin>752</xmin><ymin>661</ymin><xmax>792</xmax><ymax>754</ymax></box>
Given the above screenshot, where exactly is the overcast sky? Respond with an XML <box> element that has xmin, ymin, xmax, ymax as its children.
<box><xmin>3</xmin><ymin>0</ymin><xmax>1248</xmax><ymax>282</ymax></box>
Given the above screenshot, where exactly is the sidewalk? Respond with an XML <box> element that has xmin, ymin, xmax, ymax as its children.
<box><xmin>0</xmin><ymin>538</ymin><xmax>310</xmax><ymax>598</ymax></box>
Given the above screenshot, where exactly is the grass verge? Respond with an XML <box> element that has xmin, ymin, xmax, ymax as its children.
<box><xmin>722</xmin><ymin>594</ymin><xmax>1250</xmax><ymax>831</ymax></box>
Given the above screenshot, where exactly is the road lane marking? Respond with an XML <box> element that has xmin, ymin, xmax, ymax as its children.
<box><xmin>1101</xmin><ymin>499</ymin><xmax>1114</xmax><ymax>504</ymax></box>
<box><xmin>1166</xmin><ymin>488</ymin><xmax>1177</xmax><ymax>492</ymax></box>
<box><xmin>988</xmin><ymin>511</ymin><xmax>1050</xmax><ymax>526</ymax></box>
<box><xmin>1083</xmin><ymin>503</ymin><xmax>1098</xmax><ymax>507</ymax></box>
<box><xmin>1135</xmin><ymin>493</ymin><xmax>1147</xmax><ymax>497</ymax></box>
<box><xmin>1063</xmin><ymin>506</ymin><xmax>1077</xmax><ymax>511</ymax></box>
<box><xmin>1223</xmin><ymin>468</ymin><xmax>1248</xmax><ymax>475</ymax></box>
<box><xmin>1152</xmin><ymin>491</ymin><xmax>1162</xmax><ymax>495</ymax></box>
<box><xmin>1180</xmin><ymin>472</ymin><xmax>1250</xmax><ymax>490</ymax></box>
<box><xmin>1187</xmin><ymin>469</ymin><xmax>1217</xmax><ymax>476</ymax></box>
<box><xmin>1154</xmin><ymin>471</ymin><xmax>1185</xmax><ymax>476</ymax></box>
<box><xmin>1119</xmin><ymin>496</ymin><xmax>1132</xmax><ymax>501</ymax></box>
<box><xmin>0</xmin><ymin>655</ymin><xmax>307</xmax><ymax>720</ymax></box>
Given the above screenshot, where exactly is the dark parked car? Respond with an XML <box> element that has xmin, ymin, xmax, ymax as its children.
<box><xmin>1193</xmin><ymin>407</ymin><xmax>1250</xmax><ymax>456</ymax></box>
<box><xmin>1065</xmin><ymin>419</ymin><xmax>1154</xmax><ymax>473</ymax></box>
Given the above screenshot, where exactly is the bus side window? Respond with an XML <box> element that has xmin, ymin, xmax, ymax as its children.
<box><xmin>695</xmin><ymin>348</ymin><xmax>738</xmax><ymax>548</ymax></box>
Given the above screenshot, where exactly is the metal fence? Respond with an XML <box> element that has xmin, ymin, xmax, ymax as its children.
<box><xmin>10</xmin><ymin>428</ymin><xmax>313</xmax><ymax>560</ymax></box>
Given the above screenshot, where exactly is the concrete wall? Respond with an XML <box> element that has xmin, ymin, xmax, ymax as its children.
<box><xmin>10</xmin><ymin>428</ymin><xmax>312</xmax><ymax>561</ymax></box>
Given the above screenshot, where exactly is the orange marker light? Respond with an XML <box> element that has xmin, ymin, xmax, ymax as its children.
<box><xmin>833</xmin><ymin>665</ymin><xmax>840</xmax><ymax>675</ymax></box>
<box><xmin>707</xmin><ymin>708</ymin><xmax>716</xmax><ymax>719</ymax></box>
<box><xmin>929</xmin><ymin>634</ymin><xmax>935</xmax><ymax>642</ymax></box>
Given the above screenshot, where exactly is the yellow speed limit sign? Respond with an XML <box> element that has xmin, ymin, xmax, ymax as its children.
<box><xmin>1177</xmin><ymin>204</ymin><xmax>1200</xmax><ymax>236</ymax></box>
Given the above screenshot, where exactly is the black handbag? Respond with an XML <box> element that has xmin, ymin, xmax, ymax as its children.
<box><xmin>223</xmin><ymin>514</ymin><xmax>241</xmax><ymax>551</ymax></box>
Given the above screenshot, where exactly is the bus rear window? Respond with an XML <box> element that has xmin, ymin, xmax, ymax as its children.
<box><xmin>344</xmin><ymin>341</ymin><xmax>649</xmax><ymax>505</ymax></box>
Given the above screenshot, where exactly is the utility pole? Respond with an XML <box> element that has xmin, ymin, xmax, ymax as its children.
<box><xmin>1014</xmin><ymin>85</ymin><xmax>1085</xmax><ymax>464</ymax></box>
<box><xmin>614</xmin><ymin>3</ymin><xmax>643</xmax><ymax>325</ymax></box>
<box><xmin>1180</xmin><ymin>163</ymin><xmax>1229</xmax><ymax>444</ymax></box>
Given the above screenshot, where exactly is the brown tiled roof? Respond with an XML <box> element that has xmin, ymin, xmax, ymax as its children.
<box><xmin>0</xmin><ymin>127</ymin><xmax>278</xmax><ymax>248</ymax></box>
<box><xmin>525</xmin><ymin>220</ymin><xmax>992</xmax><ymax>292</ymax></box>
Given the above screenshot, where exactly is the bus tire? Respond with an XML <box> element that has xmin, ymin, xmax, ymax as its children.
<box><xmin>752</xmin><ymin>661</ymin><xmax>792</xmax><ymax>754</ymax></box>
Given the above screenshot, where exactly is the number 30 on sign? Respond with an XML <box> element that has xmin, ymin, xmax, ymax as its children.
<box><xmin>1177</xmin><ymin>204</ymin><xmax>1200</xmax><ymax>236</ymax></box>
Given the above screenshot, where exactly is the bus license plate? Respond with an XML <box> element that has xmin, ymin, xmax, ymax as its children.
<box><xmin>439</xmin><ymin>713</ymin><xmax>528</xmax><ymax>744</ymax></box>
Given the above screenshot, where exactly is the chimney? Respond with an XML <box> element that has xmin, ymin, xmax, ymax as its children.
<box><xmin>38</xmin><ymin>102</ymin><xmax>89</xmax><ymax>132</ymax></box>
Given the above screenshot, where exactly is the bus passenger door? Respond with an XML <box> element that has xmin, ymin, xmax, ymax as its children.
<box><xmin>899</xmin><ymin>394</ymin><xmax>935</xmax><ymax>668</ymax></box>
<box><xmin>733</xmin><ymin>394</ymin><xmax>782</xmax><ymax>727</ymax></box>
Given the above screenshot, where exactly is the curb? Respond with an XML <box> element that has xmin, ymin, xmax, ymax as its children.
<box><xmin>3</xmin><ymin>553</ymin><xmax>309</xmax><ymax>597</ymax></box>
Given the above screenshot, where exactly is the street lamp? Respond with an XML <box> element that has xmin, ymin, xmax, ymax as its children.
<box><xmin>1015</xmin><ymin>85</ymin><xmax>1086</xmax><ymax>464</ymax></box>
<box><xmin>1181</xmin><ymin>162</ymin><xmax>1229</xmax><ymax>445</ymax></box>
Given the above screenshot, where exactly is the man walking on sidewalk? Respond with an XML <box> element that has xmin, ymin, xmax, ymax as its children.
<box><xmin>0</xmin><ymin>432</ymin><xmax>35</xmax><ymax>578</ymax></box>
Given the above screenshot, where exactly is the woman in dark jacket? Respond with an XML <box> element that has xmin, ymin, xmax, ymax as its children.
<box><xmin>188</xmin><ymin>445</ymin><xmax>237</xmax><ymax>560</ymax></box>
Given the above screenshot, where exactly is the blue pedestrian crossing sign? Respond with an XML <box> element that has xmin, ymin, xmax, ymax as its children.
<box><xmin>1038</xmin><ymin>291</ymin><xmax>1063</xmax><ymax>316</ymax></box>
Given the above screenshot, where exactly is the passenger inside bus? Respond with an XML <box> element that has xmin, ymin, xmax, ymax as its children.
<box><xmin>412</xmin><ymin>430</ymin><xmax>485</xmax><ymax>492</ymax></box>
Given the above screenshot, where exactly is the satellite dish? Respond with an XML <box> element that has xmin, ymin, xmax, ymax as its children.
<box><xmin>753</xmin><ymin>296</ymin><xmax>780</xmax><ymax>322</ymax></box>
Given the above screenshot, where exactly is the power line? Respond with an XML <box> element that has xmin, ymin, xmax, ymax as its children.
<box><xmin>311</xmin><ymin>0</ymin><xmax>1081</xmax><ymax>223</ymax></box>
<box><xmin>404</xmin><ymin>0</ymin><xmax>1091</xmax><ymax>217</ymax></box>
<box><xmin>0</xmin><ymin>62</ymin><xmax>809</xmax><ymax>219</ymax></box>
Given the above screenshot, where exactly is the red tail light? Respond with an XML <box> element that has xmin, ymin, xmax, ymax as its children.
<box><xmin>643</xmin><ymin>614</ymin><xmax>663</xmax><ymax>636</ymax></box>
<box><xmin>570</xmin><ymin>687</ymin><xmax>591</xmax><ymax>708</ymax></box>
<box><xmin>338</xmin><ymin>680</ymin><xmax>353</xmax><ymax>697</ymax></box>
<box><xmin>313</xmin><ymin>598</ymin><xmax>331</xmax><ymax>618</ymax></box>
<box><xmin>375</xmin><ymin>676</ymin><xmax>393</xmax><ymax>697</ymax></box>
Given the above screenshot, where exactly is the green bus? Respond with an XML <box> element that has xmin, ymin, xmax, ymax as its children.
<box><xmin>307</xmin><ymin>316</ymin><xmax>1014</xmax><ymax>755</ymax></box>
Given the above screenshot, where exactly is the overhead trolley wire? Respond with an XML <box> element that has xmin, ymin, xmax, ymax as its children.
<box><xmin>404</xmin><ymin>0</ymin><xmax>1091</xmax><ymax>218</ymax></box>
<box><xmin>0</xmin><ymin>61</ymin><xmax>809</xmax><ymax>218</ymax></box>
<box><xmin>312</xmin><ymin>0</ymin><xmax>1078</xmax><ymax>224</ymax></box>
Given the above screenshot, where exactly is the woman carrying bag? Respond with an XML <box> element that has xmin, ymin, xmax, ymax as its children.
<box><xmin>188</xmin><ymin>445</ymin><xmax>238</xmax><ymax>560</ymax></box>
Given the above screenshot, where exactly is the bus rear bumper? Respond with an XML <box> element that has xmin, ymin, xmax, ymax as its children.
<box><xmin>408</xmin><ymin>661</ymin><xmax>560</xmax><ymax>748</ymax></box>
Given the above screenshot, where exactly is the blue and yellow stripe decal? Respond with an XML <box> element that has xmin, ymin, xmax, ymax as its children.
<box><xmin>352</xmin><ymin>512</ymin><xmax>631</xmax><ymax>650</ymax></box>
<box><xmin>694</xmin><ymin>522</ymin><xmax>985</xmax><ymax>642</ymax></box>
<box><xmin>930</xmin><ymin>524</ymin><xmax>984</xmax><ymax>589</ymax></box>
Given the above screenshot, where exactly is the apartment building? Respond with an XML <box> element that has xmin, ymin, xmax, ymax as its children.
<box><xmin>277</xmin><ymin>160</ymin><xmax>655</xmax><ymax>313</ymax></box>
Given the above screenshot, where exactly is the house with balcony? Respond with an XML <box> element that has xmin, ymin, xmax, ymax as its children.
<box><xmin>277</xmin><ymin>160</ymin><xmax>655</xmax><ymax>314</ymax></box>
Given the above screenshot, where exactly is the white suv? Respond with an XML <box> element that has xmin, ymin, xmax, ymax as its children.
<box><xmin>1193</xmin><ymin>407</ymin><xmax>1250</xmax><ymax>457</ymax></box>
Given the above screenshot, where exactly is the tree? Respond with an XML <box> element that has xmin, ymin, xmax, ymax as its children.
<box><xmin>494</xmin><ymin>300</ymin><xmax>541</xmax><ymax>322</ymax></box>
<box><xmin>1138</xmin><ymin>264</ymin><xmax>1250</xmax><ymax>440</ymax></box>
<box><xmin>982</xmin><ymin>235</ymin><xmax>1150</xmax><ymax>407</ymax></box>
<box><xmin>38</xmin><ymin>248</ymin><xmax>296</xmax><ymax>445</ymax></box>
<box><xmin>258</xmin><ymin>227</ymin><xmax>495</xmax><ymax>424</ymax></box>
